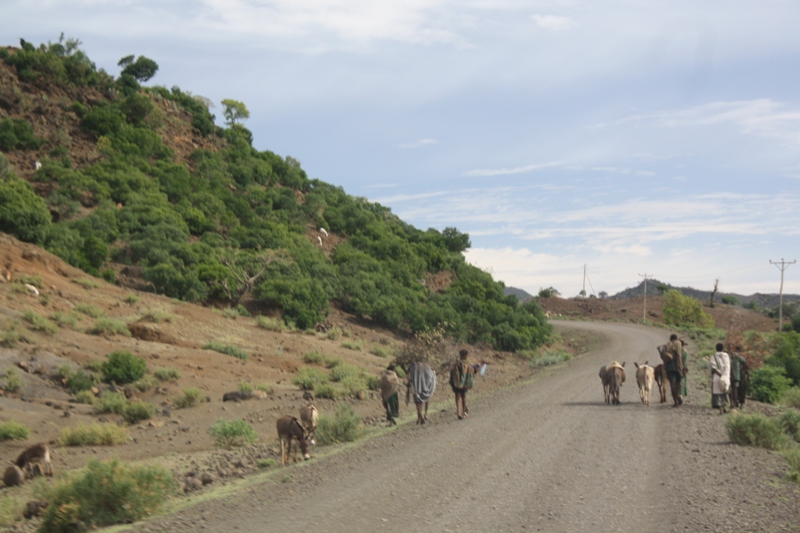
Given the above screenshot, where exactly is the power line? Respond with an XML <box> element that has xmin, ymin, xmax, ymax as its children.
<box><xmin>770</xmin><ymin>258</ymin><xmax>796</xmax><ymax>332</ymax></box>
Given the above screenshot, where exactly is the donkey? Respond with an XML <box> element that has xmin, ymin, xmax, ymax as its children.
<box><xmin>607</xmin><ymin>363</ymin><xmax>626</xmax><ymax>406</ymax></box>
<box><xmin>653</xmin><ymin>363</ymin><xmax>668</xmax><ymax>403</ymax></box>
<box><xmin>276</xmin><ymin>416</ymin><xmax>311</xmax><ymax>465</ymax></box>
<box><xmin>299</xmin><ymin>403</ymin><xmax>318</xmax><ymax>446</ymax></box>
<box><xmin>15</xmin><ymin>443</ymin><xmax>53</xmax><ymax>478</ymax></box>
<box><xmin>600</xmin><ymin>361</ymin><xmax>625</xmax><ymax>404</ymax></box>
<box><xmin>634</xmin><ymin>361</ymin><xmax>654</xmax><ymax>406</ymax></box>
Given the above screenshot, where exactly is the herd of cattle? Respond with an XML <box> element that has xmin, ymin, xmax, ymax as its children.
<box><xmin>599</xmin><ymin>360</ymin><xmax>668</xmax><ymax>406</ymax></box>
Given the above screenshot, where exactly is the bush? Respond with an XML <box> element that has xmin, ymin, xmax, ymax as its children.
<box><xmin>74</xmin><ymin>303</ymin><xmax>105</xmax><ymax>318</ymax></box>
<box><xmin>530</xmin><ymin>350</ymin><xmax>572</xmax><ymax>368</ymax></box>
<box><xmin>154</xmin><ymin>367</ymin><xmax>180</xmax><ymax>381</ymax></box>
<box><xmin>133</xmin><ymin>375</ymin><xmax>157</xmax><ymax>392</ymax></box>
<box><xmin>663</xmin><ymin>290</ymin><xmax>715</xmax><ymax>328</ymax></box>
<box><xmin>203</xmin><ymin>341</ymin><xmax>249</xmax><ymax>360</ymax></box>
<box><xmin>123</xmin><ymin>401</ymin><xmax>157</xmax><ymax>424</ymax></box>
<box><xmin>73</xmin><ymin>277</ymin><xmax>102</xmax><ymax>290</ymax></box>
<box><xmin>87</xmin><ymin>318</ymin><xmax>130</xmax><ymax>336</ymax></box>
<box><xmin>778</xmin><ymin>409</ymin><xmax>800</xmax><ymax>442</ymax></box>
<box><xmin>58</xmin><ymin>423</ymin><xmax>129</xmax><ymax>446</ymax></box>
<box><xmin>784</xmin><ymin>447</ymin><xmax>800</xmax><ymax>483</ymax></box>
<box><xmin>303</xmin><ymin>350</ymin><xmax>326</xmax><ymax>365</ymax></box>
<box><xmin>39</xmin><ymin>458</ymin><xmax>177</xmax><ymax>532</ymax></box>
<box><xmin>339</xmin><ymin>376</ymin><xmax>368</xmax><ymax>396</ymax></box>
<box><xmin>102</xmin><ymin>351</ymin><xmax>146</xmax><ymax>384</ymax></box>
<box><xmin>782</xmin><ymin>388</ymin><xmax>800</xmax><ymax>409</ymax></box>
<box><xmin>3</xmin><ymin>368</ymin><xmax>23</xmax><ymax>393</ymax></box>
<box><xmin>750</xmin><ymin>365</ymin><xmax>793</xmax><ymax>404</ymax></box>
<box><xmin>123</xmin><ymin>293</ymin><xmax>140</xmax><ymax>304</ymax></box>
<box><xmin>237</xmin><ymin>381</ymin><xmax>254</xmax><ymax>392</ymax></box>
<box><xmin>174</xmin><ymin>387</ymin><xmax>204</xmax><ymax>409</ymax></box>
<box><xmin>314</xmin><ymin>383</ymin><xmax>338</xmax><ymax>399</ymax></box>
<box><xmin>0</xmin><ymin>420</ymin><xmax>30</xmax><ymax>441</ymax></box>
<box><xmin>255</xmin><ymin>316</ymin><xmax>285</xmax><ymax>332</ymax></box>
<box><xmin>93</xmin><ymin>392</ymin><xmax>129</xmax><ymax>415</ymax></box>
<box><xmin>141</xmin><ymin>309</ymin><xmax>174</xmax><ymax>323</ymax></box>
<box><xmin>722</xmin><ymin>295</ymin><xmax>739</xmax><ymax>306</ymax></box>
<box><xmin>66</xmin><ymin>370</ymin><xmax>97</xmax><ymax>393</ymax></box>
<box><xmin>74</xmin><ymin>390</ymin><xmax>95</xmax><ymax>404</ymax></box>
<box><xmin>209</xmin><ymin>418</ymin><xmax>257</xmax><ymax>448</ymax></box>
<box><xmin>725</xmin><ymin>412</ymin><xmax>789</xmax><ymax>451</ymax></box>
<box><xmin>22</xmin><ymin>311</ymin><xmax>58</xmax><ymax>335</ymax></box>
<box><xmin>341</xmin><ymin>340</ymin><xmax>364</xmax><ymax>351</ymax></box>
<box><xmin>255</xmin><ymin>383</ymin><xmax>271</xmax><ymax>394</ymax></box>
<box><xmin>369</xmin><ymin>345</ymin><xmax>394</xmax><ymax>358</ymax></box>
<box><xmin>329</xmin><ymin>363</ymin><xmax>363</xmax><ymax>382</ymax></box>
<box><xmin>51</xmin><ymin>311</ymin><xmax>79</xmax><ymax>329</ymax></box>
<box><xmin>293</xmin><ymin>367</ymin><xmax>329</xmax><ymax>390</ymax></box>
<box><xmin>316</xmin><ymin>404</ymin><xmax>362</xmax><ymax>445</ymax></box>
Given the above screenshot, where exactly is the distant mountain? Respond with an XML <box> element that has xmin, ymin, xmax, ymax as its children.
<box><xmin>611</xmin><ymin>279</ymin><xmax>800</xmax><ymax>309</ymax></box>
<box><xmin>504</xmin><ymin>286</ymin><xmax>535</xmax><ymax>302</ymax></box>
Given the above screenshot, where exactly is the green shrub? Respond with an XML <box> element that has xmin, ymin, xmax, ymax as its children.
<box><xmin>725</xmin><ymin>412</ymin><xmax>789</xmax><ymax>451</ymax></box>
<box><xmin>236</xmin><ymin>304</ymin><xmax>251</xmax><ymax>317</ymax></box>
<box><xmin>93</xmin><ymin>392</ymin><xmax>128</xmax><ymax>415</ymax></box>
<box><xmin>256</xmin><ymin>458</ymin><xmax>276</xmax><ymax>468</ymax></box>
<box><xmin>255</xmin><ymin>383</ymin><xmax>272</xmax><ymax>394</ymax></box>
<box><xmin>316</xmin><ymin>404</ymin><xmax>362</xmax><ymax>445</ymax></box>
<box><xmin>174</xmin><ymin>387</ymin><xmax>204</xmax><ymax>409</ymax></box>
<box><xmin>154</xmin><ymin>367</ymin><xmax>180</xmax><ymax>381</ymax></box>
<box><xmin>784</xmin><ymin>447</ymin><xmax>800</xmax><ymax>483</ymax></box>
<box><xmin>74</xmin><ymin>390</ymin><xmax>95</xmax><ymax>404</ymax></box>
<box><xmin>123</xmin><ymin>293</ymin><xmax>140</xmax><ymax>304</ymax></box>
<box><xmin>58</xmin><ymin>423</ymin><xmax>129</xmax><ymax>446</ymax></box>
<box><xmin>782</xmin><ymin>388</ymin><xmax>800</xmax><ymax>409</ymax></box>
<box><xmin>341</xmin><ymin>340</ymin><xmax>364</xmax><ymax>351</ymax></box>
<box><xmin>663</xmin><ymin>290</ymin><xmax>715</xmax><ymax>328</ymax></box>
<box><xmin>314</xmin><ymin>383</ymin><xmax>338</xmax><ymax>399</ymax></box>
<box><xmin>39</xmin><ymin>458</ymin><xmax>177</xmax><ymax>532</ymax></box>
<box><xmin>74</xmin><ymin>303</ymin><xmax>105</xmax><ymax>318</ymax></box>
<box><xmin>141</xmin><ymin>309</ymin><xmax>174</xmax><ymax>323</ymax></box>
<box><xmin>516</xmin><ymin>349</ymin><xmax>536</xmax><ymax>361</ymax></box>
<box><xmin>66</xmin><ymin>370</ymin><xmax>97</xmax><ymax>393</ymax></box>
<box><xmin>209</xmin><ymin>418</ymin><xmax>257</xmax><ymax>448</ymax></box>
<box><xmin>22</xmin><ymin>311</ymin><xmax>58</xmax><ymax>335</ymax></box>
<box><xmin>87</xmin><ymin>318</ymin><xmax>130</xmax><ymax>336</ymax></box>
<box><xmin>0</xmin><ymin>420</ymin><xmax>30</xmax><ymax>441</ymax></box>
<box><xmin>101</xmin><ymin>268</ymin><xmax>116</xmax><ymax>284</ymax></box>
<box><xmin>369</xmin><ymin>345</ymin><xmax>394</xmax><ymax>358</ymax></box>
<box><xmin>778</xmin><ymin>409</ymin><xmax>800</xmax><ymax>442</ymax></box>
<box><xmin>203</xmin><ymin>341</ymin><xmax>249</xmax><ymax>360</ymax></box>
<box><xmin>366</xmin><ymin>375</ymin><xmax>381</xmax><ymax>391</ymax></box>
<box><xmin>293</xmin><ymin>367</ymin><xmax>329</xmax><ymax>390</ymax></box>
<box><xmin>721</xmin><ymin>295</ymin><xmax>739</xmax><ymax>305</ymax></box>
<box><xmin>51</xmin><ymin>311</ymin><xmax>79</xmax><ymax>329</ymax></box>
<box><xmin>222</xmin><ymin>307</ymin><xmax>238</xmax><ymax>319</ymax></box>
<box><xmin>303</xmin><ymin>350</ymin><xmax>326</xmax><ymax>365</ymax></box>
<box><xmin>73</xmin><ymin>277</ymin><xmax>102</xmax><ymax>290</ymax></box>
<box><xmin>339</xmin><ymin>376</ymin><xmax>368</xmax><ymax>396</ymax></box>
<box><xmin>0</xmin><ymin>172</ymin><xmax>51</xmax><ymax>244</ymax></box>
<box><xmin>330</xmin><ymin>363</ymin><xmax>363</xmax><ymax>382</ymax></box>
<box><xmin>325</xmin><ymin>357</ymin><xmax>343</xmax><ymax>369</ymax></box>
<box><xmin>750</xmin><ymin>365</ymin><xmax>793</xmax><ymax>404</ymax></box>
<box><xmin>0</xmin><ymin>324</ymin><xmax>20</xmax><ymax>348</ymax></box>
<box><xmin>255</xmin><ymin>316</ymin><xmax>285</xmax><ymax>332</ymax></box>
<box><xmin>326</xmin><ymin>327</ymin><xmax>342</xmax><ymax>340</ymax></box>
<box><xmin>531</xmin><ymin>350</ymin><xmax>572</xmax><ymax>368</ymax></box>
<box><xmin>123</xmin><ymin>401</ymin><xmax>157</xmax><ymax>424</ymax></box>
<box><xmin>102</xmin><ymin>351</ymin><xmax>146</xmax><ymax>384</ymax></box>
<box><xmin>84</xmin><ymin>360</ymin><xmax>103</xmax><ymax>372</ymax></box>
<box><xmin>238</xmin><ymin>381</ymin><xmax>254</xmax><ymax>392</ymax></box>
<box><xmin>0</xmin><ymin>118</ymin><xmax>45</xmax><ymax>151</ymax></box>
<box><xmin>16</xmin><ymin>274</ymin><xmax>44</xmax><ymax>288</ymax></box>
<box><xmin>3</xmin><ymin>368</ymin><xmax>23</xmax><ymax>393</ymax></box>
<box><xmin>133</xmin><ymin>375</ymin><xmax>157</xmax><ymax>392</ymax></box>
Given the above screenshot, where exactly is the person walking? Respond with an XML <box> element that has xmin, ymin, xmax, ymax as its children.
<box><xmin>660</xmin><ymin>334</ymin><xmax>686</xmax><ymax>407</ymax></box>
<box><xmin>379</xmin><ymin>364</ymin><xmax>401</xmax><ymax>425</ymax></box>
<box><xmin>729</xmin><ymin>346</ymin><xmax>749</xmax><ymax>409</ymax></box>
<box><xmin>407</xmin><ymin>362</ymin><xmax>436</xmax><ymax>424</ymax></box>
<box><xmin>450</xmin><ymin>349</ymin><xmax>475</xmax><ymax>420</ymax></box>
<box><xmin>710</xmin><ymin>343</ymin><xmax>731</xmax><ymax>414</ymax></box>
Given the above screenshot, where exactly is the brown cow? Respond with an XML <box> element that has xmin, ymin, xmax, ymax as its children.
<box><xmin>653</xmin><ymin>363</ymin><xmax>668</xmax><ymax>403</ymax></box>
<box><xmin>276</xmin><ymin>416</ymin><xmax>311</xmax><ymax>465</ymax></box>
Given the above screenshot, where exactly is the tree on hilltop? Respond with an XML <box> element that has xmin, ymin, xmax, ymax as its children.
<box><xmin>221</xmin><ymin>99</ymin><xmax>250</xmax><ymax>127</ymax></box>
<box><xmin>118</xmin><ymin>55</ymin><xmax>159</xmax><ymax>82</ymax></box>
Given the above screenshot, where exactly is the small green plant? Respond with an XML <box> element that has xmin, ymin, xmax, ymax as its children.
<box><xmin>316</xmin><ymin>404</ymin><xmax>362</xmax><ymax>445</ymax></box>
<box><xmin>255</xmin><ymin>383</ymin><xmax>272</xmax><ymax>394</ymax></box>
<box><xmin>84</xmin><ymin>360</ymin><xmax>104</xmax><ymax>372</ymax></box>
<box><xmin>66</xmin><ymin>370</ymin><xmax>97</xmax><ymax>393</ymax></box>
<box><xmin>15</xmin><ymin>274</ymin><xmax>44</xmax><ymax>288</ymax></box>
<box><xmin>203</xmin><ymin>341</ymin><xmax>249</xmax><ymax>360</ymax></box>
<box><xmin>123</xmin><ymin>293</ymin><xmax>140</xmax><ymax>304</ymax></box>
<box><xmin>222</xmin><ymin>307</ymin><xmax>238</xmax><ymax>319</ymax></box>
<box><xmin>74</xmin><ymin>303</ymin><xmax>105</xmax><ymax>318</ymax></box>
<box><xmin>314</xmin><ymin>383</ymin><xmax>338</xmax><ymax>399</ymax></box>
<box><xmin>255</xmin><ymin>316</ymin><xmax>285</xmax><ymax>332</ymax></box>
<box><xmin>531</xmin><ymin>351</ymin><xmax>572</xmax><ymax>368</ymax></box>
<box><xmin>123</xmin><ymin>401</ymin><xmax>157</xmax><ymax>424</ymax></box>
<box><xmin>0</xmin><ymin>324</ymin><xmax>19</xmax><ymax>348</ymax></box>
<box><xmin>3</xmin><ymin>368</ymin><xmax>23</xmax><ymax>393</ymax></box>
<box><xmin>236</xmin><ymin>304</ymin><xmax>251</xmax><ymax>317</ymax></box>
<box><xmin>781</xmin><ymin>388</ymin><xmax>800</xmax><ymax>409</ymax></box>
<box><xmin>102</xmin><ymin>351</ymin><xmax>146</xmax><ymax>384</ymax></box>
<box><xmin>209</xmin><ymin>418</ymin><xmax>258</xmax><ymax>448</ymax></box>
<box><xmin>87</xmin><ymin>318</ymin><xmax>131</xmax><ymax>336</ymax></box>
<box><xmin>330</xmin><ymin>363</ymin><xmax>363</xmax><ymax>382</ymax></box>
<box><xmin>50</xmin><ymin>311</ymin><xmax>79</xmax><ymax>329</ymax></box>
<box><xmin>257</xmin><ymin>458</ymin><xmax>276</xmax><ymax>468</ymax></box>
<box><xmin>133</xmin><ymin>375</ymin><xmax>157</xmax><ymax>392</ymax></box>
<box><xmin>93</xmin><ymin>392</ymin><xmax>129</xmax><ymax>415</ymax></box>
<box><xmin>101</xmin><ymin>268</ymin><xmax>116</xmax><ymax>284</ymax></box>
<box><xmin>72</xmin><ymin>277</ymin><xmax>102</xmax><ymax>289</ymax></box>
<box><xmin>366</xmin><ymin>375</ymin><xmax>381</xmax><ymax>391</ymax></box>
<box><xmin>341</xmin><ymin>340</ymin><xmax>364</xmax><ymax>351</ymax></box>
<box><xmin>39</xmin><ymin>458</ymin><xmax>177</xmax><ymax>531</ymax></box>
<box><xmin>750</xmin><ymin>365</ymin><xmax>793</xmax><ymax>404</ymax></box>
<box><xmin>339</xmin><ymin>376</ymin><xmax>368</xmax><ymax>396</ymax></box>
<box><xmin>293</xmin><ymin>367</ymin><xmax>329</xmax><ymax>390</ymax></box>
<box><xmin>74</xmin><ymin>390</ymin><xmax>95</xmax><ymax>404</ymax></box>
<box><xmin>515</xmin><ymin>349</ymin><xmax>536</xmax><ymax>361</ymax></box>
<box><xmin>784</xmin><ymin>447</ymin><xmax>800</xmax><ymax>483</ymax></box>
<box><xmin>725</xmin><ymin>412</ymin><xmax>789</xmax><ymax>451</ymax></box>
<box><xmin>237</xmin><ymin>381</ymin><xmax>254</xmax><ymax>392</ymax></box>
<box><xmin>341</xmin><ymin>328</ymin><xmax>352</xmax><ymax>338</ymax></box>
<box><xmin>369</xmin><ymin>345</ymin><xmax>394</xmax><ymax>358</ymax></box>
<box><xmin>777</xmin><ymin>409</ymin><xmax>800</xmax><ymax>442</ymax></box>
<box><xmin>324</xmin><ymin>358</ymin><xmax>343</xmax><ymax>369</ymax></box>
<box><xmin>303</xmin><ymin>350</ymin><xmax>326</xmax><ymax>365</ymax></box>
<box><xmin>58</xmin><ymin>423</ymin><xmax>130</xmax><ymax>446</ymax></box>
<box><xmin>174</xmin><ymin>387</ymin><xmax>204</xmax><ymax>409</ymax></box>
<box><xmin>325</xmin><ymin>327</ymin><xmax>342</xmax><ymax>340</ymax></box>
<box><xmin>22</xmin><ymin>310</ymin><xmax>58</xmax><ymax>335</ymax></box>
<box><xmin>0</xmin><ymin>420</ymin><xmax>30</xmax><ymax>441</ymax></box>
<box><xmin>140</xmin><ymin>309</ymin><xmax>174</xmax><ymax>323</ymax></box>
<box><xmin>153</xmin><ymin>367</ymin><xmax>180</xmax><ymax>381</ymax></box>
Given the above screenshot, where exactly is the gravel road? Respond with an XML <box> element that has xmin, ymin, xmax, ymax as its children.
<box><xmin>131</xmin><ymin>321</ymin><xmax>799</xmax><ymax>533</ymax></box>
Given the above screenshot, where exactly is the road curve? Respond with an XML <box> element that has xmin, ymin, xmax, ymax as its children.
<box><xmin>132</xmin><ymin>321</ymin><xmax>798</xmax><ymax>533</ymax></box>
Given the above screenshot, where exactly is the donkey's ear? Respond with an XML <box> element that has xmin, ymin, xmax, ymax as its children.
<box><xmin>622</xmin><ymin>362</ymin><xmax>626</xmax><ymax>367</ymax></box>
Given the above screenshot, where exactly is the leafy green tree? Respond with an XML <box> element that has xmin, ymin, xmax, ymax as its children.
<box><xmin>442</xmin><ymin>227</ymin><xmax>471</xmax><ymax>252</ymax></box>
<box><xmin>221</xmin><ymin>99</ymin><xmax>250</xmax><ymax>127</ymax></box>
<box><xmin>662</xmin><ymin>289</ymin><xmax>715</xmax><ymax>328</ymax></box>
<box><xmin>118</xmin><ymin>55</ymin><xmax>159</xmax><ymax>82</ymax></box>
<box><xmin>0</xmin><ymin>171</ymin><xmax>51</xmax><ymax>244</ymax></box>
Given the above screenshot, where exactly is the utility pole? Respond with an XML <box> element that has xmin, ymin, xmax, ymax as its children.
<box><xmin>582</xmin><ymin>264</ymin><xmax>587</xmax><ymax>297</ymax></box>
<box><xmin>770</xmin><ymin>259</ymin><xmax>796</xmax><ymax>331</ymax></box>
<box><xmin>639</xmin><ymin>273</ymin><xmax>650</xmax><ymax>322</ymax></box>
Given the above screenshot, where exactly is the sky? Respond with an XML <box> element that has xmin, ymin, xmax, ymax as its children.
<box><xmin>2</xmin><ymin>0</ymin><xmax>799</xmax><ymax>297</ymax></box>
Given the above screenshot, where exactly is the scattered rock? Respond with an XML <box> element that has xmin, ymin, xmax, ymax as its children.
<box><xmin>3</xmin><ymin>465</ymin><xmax>24</xmax><ymax>487</ymax></box>
<box><xmin>201</xmin><ymin>472</ymin><xmax>214</xmax><ymax>485</ymax></box>
<box><xmin>22</xmin><ymin>500</ymin><xmax>48</xmax><ymax>519</ymax></box>
<box><xmin>183</xmin><ymin>476</ymin><xmax>203</xmax><ymax>493</ymax></box>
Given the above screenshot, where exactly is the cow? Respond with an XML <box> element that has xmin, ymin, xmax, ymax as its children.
<box><xmin>634</xmin><ymin>361</ymin><xmax>655</xmax><ymax>406</ymax></box>
<box><xmin>653</xmin><ymin>363</ymin><xmax>668</xmax><ymax>403</ymax></box>
<box><xmin>600</xmin><ymin>361</ymin><xmax>625</xmax><ymax>404</ymax></box>
<box><xmin>15</xmin><ymin>443</ymin><xmax>53</xmax><ymax>478</ymax></box>
<box><xmin>276</xmin><ymin>415</ymin><xmax>311</xmax><ymax>465</ymax></box>
<box><xmin>299</xmin><ymin>403</ymin><xmax>318</xmax><ymax>445</ymax></box>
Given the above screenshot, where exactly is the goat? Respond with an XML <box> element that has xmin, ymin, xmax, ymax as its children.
<box><xmin>634</xmin><ymin>361</ymin><xmax>654</xmax><ymax>406</ymax></box>
<box><xmin>319</xmin><ymin>228</ymin><xmax>328</xmax><ymax>237</ymax></box>
<box><xmin>316</xmin><ymin>236</ymin><xmax>323</xmax><ymax>246</ymax></box>
<box><xmin>34</xmin><ymin>160</ymin><xmax>42</xmax><ymax>171</ymax></box>
<box><xmin>299</xmin><ymin>403</ymin><xmax>318</xmax><ymax>445</ymax></box>
<box><xmin>15</xmin><ymin>443</ymin><xmax>53</xmax><ymax>478</ymax></box>
<box><xmin>276</xmin><ymin>415</ymin><xmax>310</xmax><ymax>464</ymax></box>
<box><xmin>23</xmin><ymin>283</ymin><xmax>39</xmax><ymax>296</ymax></box>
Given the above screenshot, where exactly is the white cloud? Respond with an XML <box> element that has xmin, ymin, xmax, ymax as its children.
<box><xmin>462</xmin><ymin>161</ymin><xmax>562</xmax><ymax>177</ymax></box>
<box><xmin>397</xmin><ymin>138</ymin><xmax>439</xmax><ymax>149</ymax></box>
<box><xmin>531</xmin><ymin>14</ymin><xmax>575</xmax><ymax>32</ymax></box>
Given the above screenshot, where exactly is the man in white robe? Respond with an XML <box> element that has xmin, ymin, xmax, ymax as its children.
<box><xmin>710</xmin><ymin>343</ymin><xmax>731</xmax><ymax>414</ymax></box>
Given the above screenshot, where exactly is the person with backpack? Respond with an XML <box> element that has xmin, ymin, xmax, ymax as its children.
<box><xmin>450</xmin><ymin>349</ymin><xmax>475</xmax><ymax>420</ymax></box>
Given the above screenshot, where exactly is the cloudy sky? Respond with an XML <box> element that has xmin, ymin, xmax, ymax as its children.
<box><xmin>3</xmin><ymin>0</ymin><xmax>799</xmax><ymax>297</ymax></box>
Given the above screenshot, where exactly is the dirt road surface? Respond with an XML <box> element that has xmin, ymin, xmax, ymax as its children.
<box><xmin>131</xmin><ymin>322</ymin><xmax>799</xmax><ymax>533</ymax></box>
